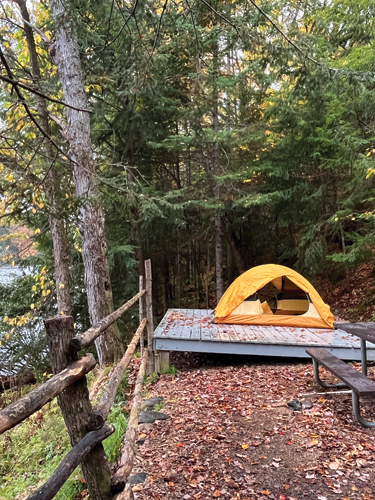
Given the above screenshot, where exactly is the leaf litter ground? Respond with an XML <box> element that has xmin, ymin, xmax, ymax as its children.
<box><xmin>131</xmin><ymin>355</ymin><xmax>375</xmax><ymax>500</ymax></box>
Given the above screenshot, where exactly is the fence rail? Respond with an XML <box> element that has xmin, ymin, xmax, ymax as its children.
<box><xmin>0</xmin><ymin>259</ymin><xmax>155</xmax><ymax>500</ymax></box>
<box><xmin>0</xmin><ymin>354</ymin><xmax>96</xmax><ymax>435</ymax></box>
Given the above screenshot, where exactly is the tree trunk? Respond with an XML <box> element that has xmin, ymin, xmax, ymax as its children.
<box><xmin>213</xmin><ymin>93</ymin><xmax>223</xmax><ymax>301</ymax></box>
<box><xmin>212</xmin><ymin>25</ymin><xmax>224</xmax><ymax>302</ymax></box>
<box><xmin>49</xmin><ymin>0</ymin><xmax>121</xmax><ymax>364</ymax></box>
<box><xmin>15</xmin><ymin>0</ymin><xmax>71</xmax><ymax>315</ymax></box>
<box><xmin>45</xmin><ymin>316</ymin><xmax>113</xmax><ymax>500</ymax></box>
<box><xmin>223</xmin><ymin>217</ymin><xmax>245</xmax><ymax>275</ymax></box>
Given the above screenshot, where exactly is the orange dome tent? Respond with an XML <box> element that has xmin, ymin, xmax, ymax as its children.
<box><xmin>214</xmin><ymin>264</ymin><xmax>334</xmax><ymax>329</ymax></box>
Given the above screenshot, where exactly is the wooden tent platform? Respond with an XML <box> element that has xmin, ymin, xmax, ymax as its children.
<box><xmin>153</xmin><ymin>309</ymin><xmax>375</xmax><ymax>360</ymax></box>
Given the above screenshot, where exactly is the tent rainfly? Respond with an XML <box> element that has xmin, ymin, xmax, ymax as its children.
<box><xmin>214</xmin><ymin>264</ymin><xmax>334</xmax><ymax>329</ymax></box>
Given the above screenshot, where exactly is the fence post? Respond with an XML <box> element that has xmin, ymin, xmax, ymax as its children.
<box><xmin>139</xmin><ymin>275</ymin><xmax>144</xmax><ymax>355</ymax></box>
<box><xmin>145</xmin><ymin>260</ymin><xmax>154</xmax><ymax>375</ymax></box>
<box><xmin>44</xmin><ymin>316</ymin><xmax>112</xmax><ymax>500</ymax></box>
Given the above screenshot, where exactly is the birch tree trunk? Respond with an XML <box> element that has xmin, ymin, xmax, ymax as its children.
<box><xmin>16</xmin><ymin>0</ymin><xmax>71</xmax><ymax>315</ymax></box>
<box><xmin>49</xmin><ymin>0</ymin><xmax>122</xmax><ymax>364</ymax></box>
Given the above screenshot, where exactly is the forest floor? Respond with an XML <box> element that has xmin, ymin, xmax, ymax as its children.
<box><xmin>132</xmin><ymin>357</ymin><xmax>375</xmax><ymax>500</ymax></box>
<box><xmin>128</xmin><ymin>263</ymin><xmax>375</xmax><ymax>500</ymax></box>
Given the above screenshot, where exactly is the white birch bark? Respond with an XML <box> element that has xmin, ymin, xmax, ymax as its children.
<box><xmin>49</xmin><ymin>0</ymin><xmax>122</xmax><ymax>364</ymax></box>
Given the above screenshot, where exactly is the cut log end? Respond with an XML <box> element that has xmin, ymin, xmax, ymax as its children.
<box><xmin>69</xmin><ymin>337</ymin><xmax>82</xmax><ymax>351</ymax></box>
<box><xmin>87</xmin><ymin>412</ymin><xmax>105</xmax><ymax>431</ymax></box>
<box><xmin>111</xmin><ymin>473</ymin><xmax>126</xmax><ymax>494</ymax></box>
<box><xmin>113</xmin><ymin>483</ymin><xmax>134</xmax><ymax>500</ymax></box>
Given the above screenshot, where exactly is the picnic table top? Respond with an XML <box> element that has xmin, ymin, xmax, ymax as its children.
<box><xmin>335</xmin><ymin>322</ymin><xmax>375</xmax><ymax>344</ymax></box>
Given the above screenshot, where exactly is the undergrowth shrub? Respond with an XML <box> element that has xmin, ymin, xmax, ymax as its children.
<box><xmin>0</xmin><ymin>373</ymin><xmax>130</xmax><ymax>499</ymax></box>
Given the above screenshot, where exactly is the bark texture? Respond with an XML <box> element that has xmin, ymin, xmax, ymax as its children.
<box><xmin>45</xmin><ymin>316</ymin><xmax>113</xmax><ymax>500</ymax></box>
<box><xmin>15</xmin><ymin>0</ymin><xmax>72</xmax><ymax>314</ymax></box>
<box><xmin>48</xmin><ymin>0</ymin><xmax>121</xmax><ymax>363</ymax></box>
<box><xmin>213</xmin><ymin>98</ymin><xmax>223</xmax><ymax>301</ymax></box>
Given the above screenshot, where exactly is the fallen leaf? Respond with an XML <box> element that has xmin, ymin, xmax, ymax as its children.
<box><xmin>241</xmin><ymin>443</ymin><xmax>249</xmax><ymax>449</ymax></box>
<box><xmin>212</xmin><ymin>491</ymin><xmax>221</xmax><ymax>497</ymax></box>
<box><xmin>329</xmin><ymin>462</ymin><xmax>339</xmax><ymax>470</ymax></box>
<box><xmin>226</xmin><ymin>479</ymin><xmax>239</xmax><ymax>488</ymax></box>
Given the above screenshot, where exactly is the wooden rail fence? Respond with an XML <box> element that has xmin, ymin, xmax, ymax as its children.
<box><xmin>0</xmin><ymin>259</ymin><xmax>155</xmax><ymax>500</ymax></box>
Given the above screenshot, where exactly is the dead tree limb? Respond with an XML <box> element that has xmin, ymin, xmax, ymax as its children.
<box><xmin>88</xmin><ymin>318</ymin><xmax>147</xmax><ymax>430</ymax></box>
<box><xmin>26</xmin><ymin>423</ymin><xmax>115</xmax><ymax>500</ymax></box>
<box><xmin>0</xmin><ymin>74</ymin><xmax>91</xmax><ymax>112</ymax></box>
<box><xmin>0</xmin><ymin>354</ymin><xmax>96</xmax><ymax>435</ymax></box>
<box><xmin>69</xmin><ymin>290</ymin><xmax>146</xmax><ymax>351</ymax></box>
<box><xmin>111</xmin><ymin>350</ymin><xmax>149</xmax><ymax>494</ymax></box>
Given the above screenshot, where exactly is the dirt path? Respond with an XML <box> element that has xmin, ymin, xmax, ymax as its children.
<box><xmin>132</xmin><ymin>362</ymin><xmax>375</xmax><ymax>500</ymax></box>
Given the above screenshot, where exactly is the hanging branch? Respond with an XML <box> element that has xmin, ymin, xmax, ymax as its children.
<box><xmin>245</xmin><ymin>0</ymin><xmax>335</xmax><ymax>72</ymax></box>
<box><xmin>0</xmin><ymin>74</ymin><xmax>91</xmax><ymax>112</ymax></box>
<box><xmin>0</xmin><ymin>47</ymin><xmax>77</xmax><ymax>165</ymax></box>
<box><xmin>102</xmin><ymin>0</ymin><xmax>139</xmax><ymax>50</ymax></box>
<box><xmin>150</xmin><ymin>0</ymin><xmax>169</xmax><ymax>58</ymax></box>
<box><xmin>199</xmin><ymin>0</ymin><xmax>240</xmax><ymax>36</ymax></box>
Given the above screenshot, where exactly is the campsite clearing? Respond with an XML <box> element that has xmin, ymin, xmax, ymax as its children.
<box><xmin>131</xmin><ymin>357</ymin><xmax>375</xmax><ymax>500</ymax></box>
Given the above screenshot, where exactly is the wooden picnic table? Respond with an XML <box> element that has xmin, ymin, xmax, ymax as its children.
<box><xmin>335</xmin><ymin>322</ymin><xmax>375</xmax><ymax>377</ymax></box>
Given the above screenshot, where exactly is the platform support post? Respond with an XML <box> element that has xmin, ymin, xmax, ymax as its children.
<box><xmin>159</xmin><ymin>351</ymin><xmax>170</xmax><ymax>373</ymax></box>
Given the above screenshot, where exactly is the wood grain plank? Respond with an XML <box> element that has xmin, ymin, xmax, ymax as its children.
<box><xmin>230</xmin><ymin>324</ymin><xmax>251</xmax><ymax>342</ymax></box>
<box><xmin>190</xmin><ymin>309</ymin><xmax>201</xmax><ymax>340</ymax></box>
<box><xmin>153</xmin><ymin>309</ymin><xmax>174</xmax><ymax>337</ymax></box>
<box><xmin>200</xmin><ymin>314</ymin><xmax>218</xmax><ymax>341</ymax></box>
<box><xmin>254</xmin><ymin>325</ymin><xmax>281</xmax><ymax>342</ymax></box>
<box><xmin>217</xmin><ymin>324</ymin><xmax>232</xmax><ymax>343</ymax></box>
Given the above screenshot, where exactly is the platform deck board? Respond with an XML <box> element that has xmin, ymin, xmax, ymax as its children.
<box><xmin>153</xmin><ymin>309</ymin><xmax>375</xmax><ymax>361</ymax></box>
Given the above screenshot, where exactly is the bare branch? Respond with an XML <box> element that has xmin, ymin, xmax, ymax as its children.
<box><xmin>245</xmin><ymin>0</ymin><xmax>336</xmax><ymax>72</ymax></box>
<box><xmin>20</xmin><ymin>17</ymin><xmax>51</xmax><ymax>44</ymax></box>
<box><xmin>151</xmin><ymin>0</ymin><xmax>168</xmax><ymax>56</ymax></box>
<box><xmin>0</xmin><ymin>46</ymin><xmax>78</xmax><ymax>166</ymax></box>
<box><xmin>199</xmin><ymin>0</ymin><xmax>240</xmax><ymax>36</ymax></box>
<box><xmin>48</xmin><ymin>112</ymin><xmax>68</xmax><ymax>133</ymax></box>
<box><xmin>0</xmin><ymin>74</ymin><xmax>91</xmax><ymax>112</ymax></box>
<box><xmin>0</xmin><ymin>153</ymin><xmax>41</xmax><ymax>186</ymax></box>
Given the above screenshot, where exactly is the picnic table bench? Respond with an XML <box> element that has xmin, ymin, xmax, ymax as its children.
<box><xmin>306</xmin><ymin>347</ymin><xmax>375</xmax><ymax>428</ymax></box>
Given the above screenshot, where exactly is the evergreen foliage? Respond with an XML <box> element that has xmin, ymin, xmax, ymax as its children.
<box><xmin>0</xmin><ymin>0</ymin><xmax>374</xmax><ymax>375</ymax></box>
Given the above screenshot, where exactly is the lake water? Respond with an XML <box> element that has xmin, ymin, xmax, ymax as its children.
<box><xmin>0</xmin><ymin>266</ymin><xmax>23</xmax><ymax>285</ymax></box>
